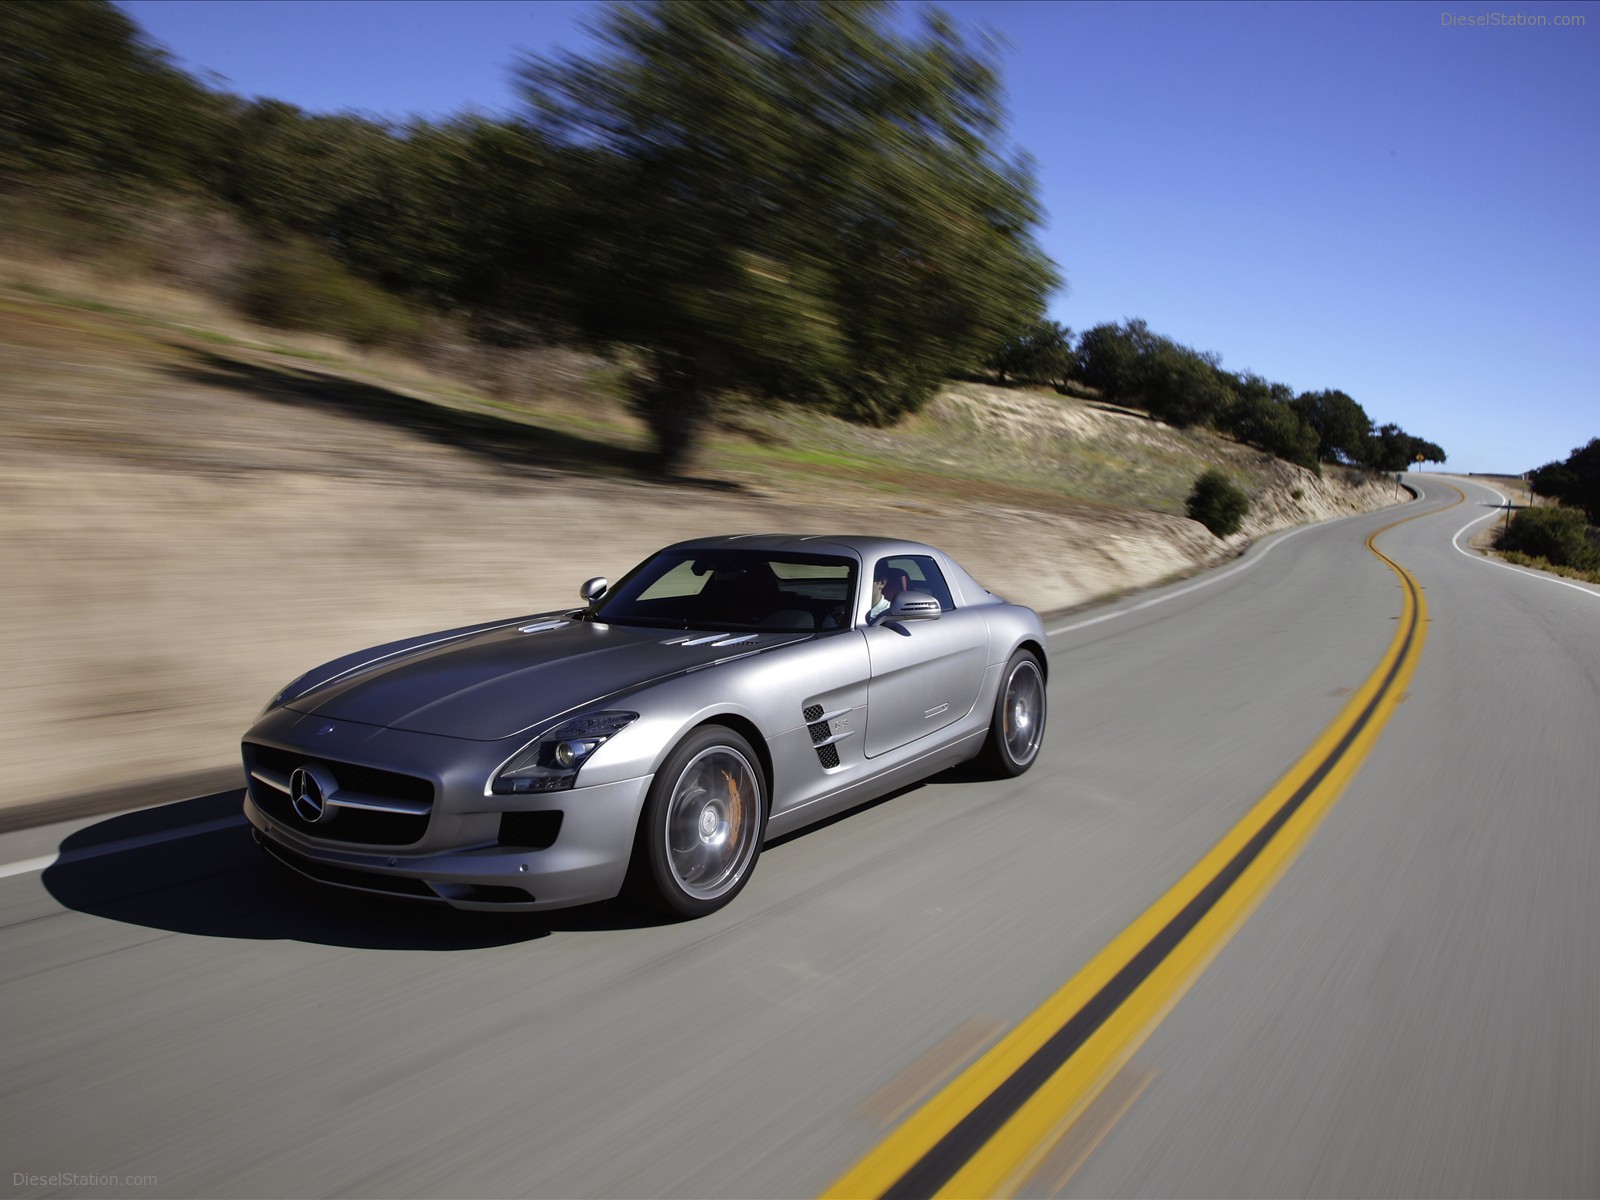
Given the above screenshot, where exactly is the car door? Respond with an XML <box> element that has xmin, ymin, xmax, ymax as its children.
<box><xmin>863</xmin><ymin>555</ymin><xmax>988</xmax><ymax>757</ymax></box>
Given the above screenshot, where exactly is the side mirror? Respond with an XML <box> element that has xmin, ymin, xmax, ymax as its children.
<box><xmin>579</xmin><ymin>577</ymin><xmax>609</xmax><ymax>603</ymax></box>
<box><xmin>888</xmin><ymin>590</ymin><xmax>941</xmax><ymax>621</ymax></box>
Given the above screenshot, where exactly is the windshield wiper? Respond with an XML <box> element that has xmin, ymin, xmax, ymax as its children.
<box><xmin>592</xmin><ymin>614</ymin><xmax>691</xmax><ymax>629</ymax></box>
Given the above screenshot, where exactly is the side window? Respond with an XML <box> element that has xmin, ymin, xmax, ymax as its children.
<box><xmin>872</xmin><ymin>555</ymin><xmax>956</xmax><ymax>614</ymax></box>
<box><xmin>899</xmin><ymin>555</ymin><xmax>956</xmax><ymax>611</ymax></box>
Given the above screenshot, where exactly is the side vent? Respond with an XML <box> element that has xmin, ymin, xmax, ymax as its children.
<box><xmin>802</xmin><ymin>703</ymin><xmax>852</xmax><ymax>770</ymax></box>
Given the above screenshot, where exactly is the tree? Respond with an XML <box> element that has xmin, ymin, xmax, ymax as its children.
<box><xmin>1071</xmin><ymin>319</ymin><xmax>1231</xmax><ymax>427</ymax></box>
<box><xmin>215</xmin><ymin>102</ymin><xmax>396</xmax><ymax>243</ymax></box>
<box><xmin>985</xmin><ymin>319</ymin><xmax>1074</xmax><ymax>386</ymax></box>
<box><xmin>1290</xmin><ymin>388</ymin><xmax>1371</xmax><ymax>464</ymax></box>
<box><xmin>518</xmin><ymin>0</ymin><xmax>1057</xmax><ymax>471</ymax></box>
<box><xmin>0</xmin><ymin>0</ymin><xmax>224</xmax><ymax>188</ymax></box>
<box><xmin>1073</xmin><ymin>321</ymin><xmax>1146</xmax><ymax>400</ymax></box>
<box><xmin>1529</xmin><ymin>438</ymin><xmax>1600</xmax><ymax>524</ymax></box>
<box><xmin>1221</xmin><ymin>374</ymin><xmax>1318</xmax><ymax>469</ymax></box>
<box><xmin>1140</xmin><ymin>341</ymin><xmax>1232</xmax><ymax>428</ymax></box>
<box><xmin>1365</xmin><ymin>423</ymin><xmax>1446</xmax><ymax>472</ymax></box>
<box><xmin>376</xmin><ymin>116</ymin><xmax>582</xmax><ymax>328</ymax></box>
<box><xmin>1529</xmin><ymin>459</ymin><xmax>1577</xmax><ymax>504</ymax></box>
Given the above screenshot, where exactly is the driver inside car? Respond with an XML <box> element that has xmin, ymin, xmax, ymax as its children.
<box><xmin>867</xmin><ymin>564</ymin><xmax>910</xmax><ymax>624</ymax></box>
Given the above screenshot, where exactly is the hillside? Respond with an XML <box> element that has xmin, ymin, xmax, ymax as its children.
<box><xmin>0</xmin><ymin>256</ymin><xmax>1402</xmax><ymax>819</ymax></box>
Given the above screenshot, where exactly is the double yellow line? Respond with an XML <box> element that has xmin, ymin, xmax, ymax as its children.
<box><xmin>825</xmin><ymin>493</ymin><xmax>1456</xmax><ymax>1200</ymax></box>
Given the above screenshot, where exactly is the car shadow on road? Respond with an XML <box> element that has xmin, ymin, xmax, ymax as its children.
<box><xmin>42</xmin><ymin>791</ymin><xmax>674</xmax><ymax>950</ymax></box>
<box><xmin>44</xmin><ymin>762</ymin><xmax>993</xmax><ymax>947</ymax></box>
<box><xmin>762</xmin><ymin>764</ymin><xmax>982</xmax><ymax>851</ymax></box>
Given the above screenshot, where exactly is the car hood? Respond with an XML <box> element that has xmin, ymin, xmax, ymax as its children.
<box><xmin>283</xmin><ymin>619</ymin><xmax>804</xmax><ymax>741</ymax></box>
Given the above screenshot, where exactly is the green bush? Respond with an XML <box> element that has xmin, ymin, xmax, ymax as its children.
<box><xmin>1187</xmin><ymin>468</ymin><xmax>1250</xmax><ymax>537</ymax></box>
<box><xmin>234</xmin><ymin>239</ymin><xmax>421</xmax><ymax>347</ymax></box>
<box><xmin>1500</xmin><ymin>551</ymin><xmax>1600</xmax><ymax>584</ymax></box>
<box><xmin>1500</xmin><ymin>506</ymin><xmax>1599</xmax><ymax>571</ymax></box>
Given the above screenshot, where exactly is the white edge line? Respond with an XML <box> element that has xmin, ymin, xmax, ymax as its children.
<box><xmin>0</xmin><ymin>814</ymin><xmax>247</xmax><ymax>880</ymax></box>
<box><xmin>1451</xmin><ymin>484</ymin><xmax>1600</xmax><ymax>600</ymax></box>
<box><xmin>1044</xmin><ymin>490</ymin><xmax>1432</xmax><ymax>640</ymax></box>
<box><xmin>1045</xmin><ymin>520</ymin><xmax>1320</xmax><ymax>637</ymax></box>
<box><xmin>0</xmin><ymin>855</ymin><xmax>59</xmax><ymax>881</ymax></box>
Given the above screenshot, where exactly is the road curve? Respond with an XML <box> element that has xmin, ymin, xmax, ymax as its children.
<box><xmin>0</xmin><ymin>475</ymin><xmax>1594</xmax><ymax>1198</ymax></box>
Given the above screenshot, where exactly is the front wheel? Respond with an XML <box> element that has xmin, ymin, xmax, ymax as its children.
<box><xmin>628</xmin><ymin>725</ymin><xmax>766</xmax><ymax>918</ymax></box>
<box><xmin>979</xmin><ymin>649</ymin><xmax>1046</xmax><ymax>777</ymax></box>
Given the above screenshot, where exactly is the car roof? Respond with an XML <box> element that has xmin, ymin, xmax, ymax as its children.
<box><xmin>658</xmin><ymin>533</ymin><xmax>940</xmax><ymax>562</ymax></box>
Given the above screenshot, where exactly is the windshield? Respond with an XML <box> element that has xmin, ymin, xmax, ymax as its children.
<box><xmin>592</xmin><ymin>550</ymin><xmax>856</xmax><ymax>632</ymax></box>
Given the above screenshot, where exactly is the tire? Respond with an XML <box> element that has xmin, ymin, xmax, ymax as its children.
<box><xmin>979</xmin><ymin>649</ymin><xmax>1046</xmax><ymax>777</ymax></box>
<box><xmin>628</xmin><ymin>725</ymin><xmax>766</xmax><ymax>918</ymax></box>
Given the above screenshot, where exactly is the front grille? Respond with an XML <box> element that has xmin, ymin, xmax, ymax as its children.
<box><xmin>253</xmin><ymin>786</ymin><xmax>428</xmax><ymax>846</ymax></box>
<box><xmin>245</xmin><ymin>742</ymin><xmax>433</xmax><ymax>846</ymax></box>
<box><xmin>249</xmin><ymin>744</ymin><xmax>432</xmax><ymax>804</ymax></box>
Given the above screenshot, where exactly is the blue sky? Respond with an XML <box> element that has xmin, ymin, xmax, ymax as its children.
<box><xmin>117</xmin><ymin>0</ymin><xmax>1597</xmax><ymax>474</ymax></box>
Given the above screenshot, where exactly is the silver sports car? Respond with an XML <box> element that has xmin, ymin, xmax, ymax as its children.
<box><xmin>242</xmin><ymin>535</ymin><xmax>1048</xmax><ymax>917</ymax></box>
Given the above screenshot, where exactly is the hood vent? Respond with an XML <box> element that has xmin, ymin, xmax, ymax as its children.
<box><xmin>664</xmin><ymin>633</ymin><xmax>761</xmax><ymax>648</ymax></box>
<box><xmin>518</xmin><ymin>620</ymin><xmax>571</xmax><ymax>634</ymax></box>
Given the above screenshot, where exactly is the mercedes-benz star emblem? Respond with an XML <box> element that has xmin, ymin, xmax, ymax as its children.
<box><xmin>289</xmin><ymin>764</ymin><xmax>337</xmax><ymax>824</ymax></box>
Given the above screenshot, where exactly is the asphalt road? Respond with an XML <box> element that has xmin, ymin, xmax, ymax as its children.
<box><xmin>1</xmin><ymin>475</ymin><xmax>1595</xmax><ymax>1199</ymax></box>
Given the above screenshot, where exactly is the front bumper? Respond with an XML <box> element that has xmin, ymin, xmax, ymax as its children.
<box><xmin>244</xmin><ymin>775</ymin><xmax>652</xmax><ymax>912</ymax></box>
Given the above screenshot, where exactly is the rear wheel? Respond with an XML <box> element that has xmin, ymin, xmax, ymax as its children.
<box><xmin>979</xmin><ymin>649</ymin><xmax>1046</xmax><ymax>776</ymax></box>
<box><xmin>628</xmin><ymin>725</ymin><xmax>766</xmax><ymax>918</ymax></box>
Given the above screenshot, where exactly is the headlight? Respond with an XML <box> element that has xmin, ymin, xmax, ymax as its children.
<box><xmin>491</xmin><ymin>712</ymin><xmax>639</xmax><ymax>794</ymax></box>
